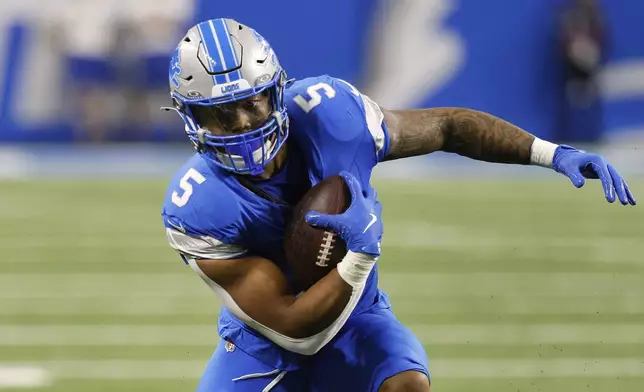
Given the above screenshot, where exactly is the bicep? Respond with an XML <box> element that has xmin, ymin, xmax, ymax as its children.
<box><xmin>193</xmin><ymin>256</ymin><xmax>298</xmax><ymax>335</ymax></box>
<box><xmin>381</xmin><ymin>107</ymin><xmax>452</xmax><ymax>161</ymax></box>
<box><xmin>165</xmin><ymin>228</ymin><xmax>297</xmax><ymax>335</ymax></box>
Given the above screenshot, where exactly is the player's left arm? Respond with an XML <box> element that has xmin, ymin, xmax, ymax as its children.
<box><xmin>382</xmin><ymin>107</ymin><xmax>636</xmax><ymax>205</ymax></box>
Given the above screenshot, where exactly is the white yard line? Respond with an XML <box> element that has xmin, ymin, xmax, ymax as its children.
<box><xmin>0</xmin><ymin>274</ymin><xmax>204</xmax><ymax>297</ymax></box>
<box><xmin>392</xmin><ymin>296</ymin><xmax>644</xmax><ymax>315</ymax></box>
<box><xmin>378</xmin><ymin>273</ymin><xmax>644</xmax><ymax>297</ymax></box>
<box><xmin>410</xmin><ymin>324</ymin><xmax>644</xmax><ymax>344</ymax></box>
<box><xmin>0</xmin><ymin>366</ymin><xmax>52</xmax><ymax>388</ymax></box>
<box><xmin>432</xmin><ymin>358</ymin><xmax>644</xmax><ymax>378</ymax></box>
<box><xmin>0</xmin><ymin>299</ymin><xmax>218</xmax><ymax>315</ymax></box>
<box><xmin>1</xmin><ymin>359</ymin><xmax>643</xmax><ymax>380</ymax></box>
<box><xmin>1</xmin><ymin>324</ymin><xmax>644</xmax><ymax>346</ymax></box>
<box><xmin>1</xmin><ymin>272</ymin><xmax>643</xmax><ymax>316</ymax></box>
<box><xmin>2</xmin><ymin>361</ymin><xmax>203</xmax><ymax>381</ymax></box>
<box><xmin>3</xmin><ymin>295</ymin><xmax>644</xmax><ymax>315</ymax></box>
<box><xmin>0</xmin><ymin>325</ymin><xmax>218</xmax><ymax>346</ymax></box>
<box><xmin>383</xmin><ymin>222</ymin><xmax>643</xmax><ymax>263</ymax></box>
<box><xmin>3</xmin><ymin>220</ymin><xmax>642</xmax><ymax>263</ymax></box>
<box><xmin>2</xmin><ymin>273</ymin><xmax>642</xmax><ymax>298</ymax></box>
<box><xmin>0</xmin><ymin>239</ymin><xmax>167</xmax><ymax>251</ymax></box>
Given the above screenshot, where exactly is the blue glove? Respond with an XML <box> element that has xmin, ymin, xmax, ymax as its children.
<box><xmin>552</xmin><ymin>145</ymin><xmax>636</xmax><ymax>206</ymax></box>
<box><xmin>305</xmin><ymin>171</ymin><xmax>383</xmax><ymax>257</ymax></box>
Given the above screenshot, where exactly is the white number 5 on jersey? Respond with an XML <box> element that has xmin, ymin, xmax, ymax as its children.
<box><xmin>293</xmin><ymin>83</ymin><xmax>337</xmax><ymax>113</ymax></box>
<box><xmin>172</xmin><ymin>168</ymin><xmax>206</xmax><ymax>207</ymax></box>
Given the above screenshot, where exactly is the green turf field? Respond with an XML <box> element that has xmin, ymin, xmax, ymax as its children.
<box><xmin>1</xmin><ymin>177</ymin><xmax>643</xmax><ymax>391</ymax></box>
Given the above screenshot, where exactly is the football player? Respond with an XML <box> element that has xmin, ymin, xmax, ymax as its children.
<box><xmin>162</xmin><ymin>18</ymin><xmax>635</xmax><ymax>392</ymax></box>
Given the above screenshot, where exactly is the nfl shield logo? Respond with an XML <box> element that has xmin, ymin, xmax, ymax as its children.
<box><xmin>225</xmin><ymin>340</ymin><xmax>236</xmax><ymax>353</ymax></box>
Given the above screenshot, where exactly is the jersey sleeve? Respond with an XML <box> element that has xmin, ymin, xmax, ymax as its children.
<box><xmin>165</xmin><ymin>227</ymin><xmax>248</xmax><ymax>262</ymax></box>
<box><xmin>358</xmin><ymin>89</ymin><xmax>390</xmax><ymax>162</ymax></box>
<box><xmin>336</xmin><ymin>79</ymin><xmax>389</xmax><ymax>161</ymax></box>
<box><xmin>316</xmin><ymin>76</ymin><xmax>390</xmax><ymax>161</ymax></box>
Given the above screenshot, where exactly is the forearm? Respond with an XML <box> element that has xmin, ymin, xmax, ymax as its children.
<box><xmin>282</xmin><ymin>250</ymin><xmax>375</xmax><ymax>338</ymax></box>
<box><xmin>251</xmin><ymin>252</ymin><xmax>373</xmax><ymax>355</ymax></box>
<box><xmin>283</xmin><ymin>269</ymin><xmax>352</xmax><ymax>337</ymax></box>
<box><xmin>384</xmin><ymin>107</ymin><xmax>537</xmax><ymax>164</ymax></box>
<box><xmin>441</xmin><ymin>108</ymin><xmax>536</xmax><ymax>164</ymax></box>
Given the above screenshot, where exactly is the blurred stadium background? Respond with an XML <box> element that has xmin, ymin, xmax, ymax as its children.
<box><xmin>1</xmin><ymin>0</ymin><xmax>643</xmax><ymax>391</ymax></box>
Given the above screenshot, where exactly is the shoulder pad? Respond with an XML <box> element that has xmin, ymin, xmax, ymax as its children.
<box><xmin>161</xmin><ymin>154</ymin><xmax>242</xmax><ymax>244</ymax></box>
<box><xmin>285</xmin><ymin>75</ymin><xmax>361</xmax><ymax>116</ymax></box>
<box><xmin>285</xmin><ymin>75</ymin><xmax>389</xmax><ymax>164</ymax></box>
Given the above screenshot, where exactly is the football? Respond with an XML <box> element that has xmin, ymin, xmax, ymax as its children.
<box><xmin>284</xmin><ymin>174</ymin><xmax>351</xmax><ymax>290</ymax></box>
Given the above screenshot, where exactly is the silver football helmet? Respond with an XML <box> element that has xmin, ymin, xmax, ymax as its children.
<box><xmin>166</xmin><ymin>18</ymin><xmax>289</xmax><ymax>175</ymax></box>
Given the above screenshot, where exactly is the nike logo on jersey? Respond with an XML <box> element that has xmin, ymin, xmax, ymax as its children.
<box><xmin>167</xmin><ymin>218</ymin><xmax>187</xmax><ymax>234</ymax></box>
<box><xmin>336</xmin><ymin>78</ymin><xmax>360</xmax><ymax>96</ymax></box>
<box><xmin>363</xmin><ymin>213</ymin><xmax>378</xmax><ymax>233</ymax></box>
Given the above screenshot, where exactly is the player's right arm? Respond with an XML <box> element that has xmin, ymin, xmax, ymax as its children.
<box><xmin>166</xmin><ymin>171</ymin><xmax>382</xmax><ymax>355</ymax></box>
<box><xmin>193</xmin><ymin>255</ymin><xmax>352</xmax><ymax>339</ymax></box>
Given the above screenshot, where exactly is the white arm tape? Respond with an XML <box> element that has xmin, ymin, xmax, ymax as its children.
<box><xmin>337</xmin><ymin>251</ymin><xmax>378</xmax><ymax>288</ymax></box>
<box><xmin>186</xmin><ymin>251</ymin><xmax>374</xmax><ymax>356</ymax></box>
<box><xmin>530</xmin><ymin>137</ymin><xmax>559</xmax><ymax>168</ymax></box>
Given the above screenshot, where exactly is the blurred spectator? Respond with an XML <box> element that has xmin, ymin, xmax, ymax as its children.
<box><xmin>56</xmin><ymin>0</ymin><xmax>120</xmax><ymax>142</ymax></box>
<box><xmin>556</xmin><ymin>0</ymin><xmax>607</xmax><ymax>143</ymax></box>
<box><xmin>57</xmin><ymin>0</ymin><xmax>191</xmax><ymax>142</ymax></box>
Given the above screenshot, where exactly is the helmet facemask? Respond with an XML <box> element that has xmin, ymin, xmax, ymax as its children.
<box><xmin>174</xmin><ymin>70</ymin><xmax>289</xmax><ymax>176</ymax></box>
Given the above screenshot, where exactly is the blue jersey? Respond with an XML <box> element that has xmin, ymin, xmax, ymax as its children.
<box><xmin>162</xmin><ymin>75</ymin><xmax>391</xmax><ymax>371</ymax></box>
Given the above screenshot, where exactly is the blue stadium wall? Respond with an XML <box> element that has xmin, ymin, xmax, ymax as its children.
<box><xmin>1</xmin><ymin>0</ymin><xmax>642</xmax><ymax>142</ymax></box>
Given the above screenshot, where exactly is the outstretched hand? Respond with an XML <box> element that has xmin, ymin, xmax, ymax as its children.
<box><xmin>552</xmin><ymin>145</ymin><xmax>636</xmax><ymax>206</ymax></box>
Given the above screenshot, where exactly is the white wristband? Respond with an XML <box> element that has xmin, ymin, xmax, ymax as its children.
<box><xmin>337</xmin><ymin>251</ymin><xmax>377</xmax><ymax>288</ymax></box>
<box><xmin>530</xmin><ymin>137</ymin><xmax>558</xmax><ymax>168</ymax></box>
